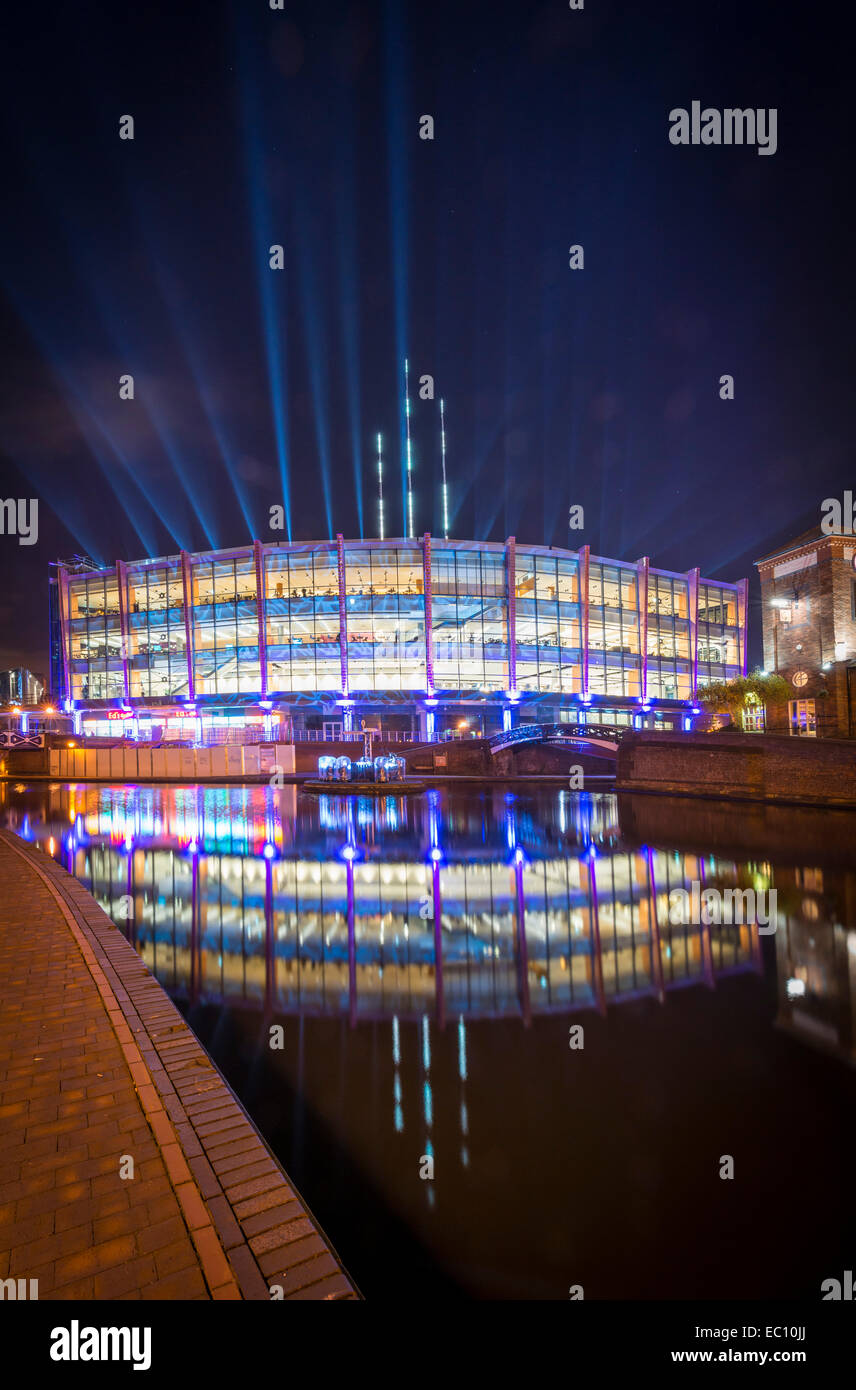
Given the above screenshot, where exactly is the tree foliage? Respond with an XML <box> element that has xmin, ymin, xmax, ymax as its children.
<box><xmin>697</xmin><ymin>672</ymin><xmax>792</xmax><ymax>725</ymax></box>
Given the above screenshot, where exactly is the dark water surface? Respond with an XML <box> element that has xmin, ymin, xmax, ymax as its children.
<box><xmin>3</xmin><ymin>780</ymin><xmax>855</xmax><ymax>1300</ymax></box>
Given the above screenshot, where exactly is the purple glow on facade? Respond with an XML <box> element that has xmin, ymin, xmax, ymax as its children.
<box><xmin>336</xmin><ymin>533</ymin><xmax>348</xmax><ymax>695</ymax></box>
<box><xmin>116</xmin><ymin>560</ymin><xmax>131</xmax><ymax>704</ymax></box>
<box><xmin>686</xmin><ymin>566</ymin><xmax>700</xmax><ymax>699</ymax></box>
<box><xmin>637</xmin><ymin>555</ymin><xmax>649</xmax><ymax>703</ymax></box>
<box><xmin>579</xmin><ymin>544</ymin><xmax>590</xmax><ymax>698</ymax></box>
<box><xmin>506</xmin><ymin>535</ymin><xmax>517</xmax><ymax>692</ymax></box>
<box><xmin>253</xmin><ymin>539</ymin><xmax>268</xmax><ymax>699</ymax></box>
<box><xmin>422</xmin><ymin>532</ymin><xmax>434</xmax><ymax>695</ymax></box>
<box><xmin>180</xmin><ymin>550</ymin><xmax>195</xmax><ymax>701</ymax></box>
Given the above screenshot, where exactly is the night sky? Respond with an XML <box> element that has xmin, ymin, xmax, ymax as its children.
<box><xmin>1</xmin><ymin>0</ymin><xmax>853</xmax><ymax>675</ymax></box>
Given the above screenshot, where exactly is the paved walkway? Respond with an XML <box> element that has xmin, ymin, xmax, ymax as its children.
<box><xmin>0</xmin><ymin>831</ymin><xmax>357</xmax><ymax>1301</ymax></box>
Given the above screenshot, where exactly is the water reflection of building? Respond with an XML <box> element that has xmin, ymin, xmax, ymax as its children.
<box><xmin>774</xmin><ymin>865</ymin><xmax>856</xmax><ymax>1065</ymax></box>
<box><xmin>4</xmin><ymin>783</ymin><xmax>760</xmax><ymax>1023</ymax></box>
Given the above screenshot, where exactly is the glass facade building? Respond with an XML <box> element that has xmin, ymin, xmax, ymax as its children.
<box><xmin>54</xmin><ymin>537</ymin><xmax>748</xmax><ymax>736</ymax></box>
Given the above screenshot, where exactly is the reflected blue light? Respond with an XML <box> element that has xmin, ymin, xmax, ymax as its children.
<box><xmin>458</xmin><ymin>1017</ymin><xmax>467</xmax><ymax>1081</ymax></box>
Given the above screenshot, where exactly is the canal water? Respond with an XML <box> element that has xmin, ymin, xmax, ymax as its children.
<box><xmin>2</xmin><ymin>780</ymin><xmax>855</xmax><ymax>1300</ymax></box>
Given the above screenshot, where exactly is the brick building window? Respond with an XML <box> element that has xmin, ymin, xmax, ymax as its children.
<box><xmin>741</xmin><ymin>693</ymin><xmax>765</xmax><ymax>732</ymax></box>
<box><xmin>851</xmin><ymin>579</ymin><xmax>856</xmax><ymax>621</ymax></box>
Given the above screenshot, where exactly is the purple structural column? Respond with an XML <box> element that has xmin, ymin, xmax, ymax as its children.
<box><xmin>180</xmin><ymin>550</ymin><xmax>195</xmax><ymax>700</ymax></box>
<box><xmin>115</xmin><ymin>561</ymin><xmax>131</xmax><ymax>704</ymax></box>
<box><xmin>336</xmin><ymin>533</ymin><xmax>349</xmax><ymax>695</ymax></box>
<box><xmin>422</xmin><ymin>532</ymin><xmax>434</xmax><ymax>694</ymax></box>
<box><xmin>736</xmin><ymin>577</ymin><xmax>749</xmax><ymax>675</ymax></box>
<box><xmin>253</xmin><ymin>539</ymin><xmax>268</xmax><ymax>700</ymax></box>
<box><xmin>506</xmin><ymin>536</ymin><xmax>517</xmax><ymax>691</ymax></box>
<box><xmin>579</xmin><ymin>545</ymin><xmax>590</xmax><ymax>698</ymax></box>
<box><xmin>686</xmin><ymin>566</ymin><xmax>700</xmax><ymax>699</ymax></box>
<box><xmin>637</xmin><ymin>556</ymin><xmax>650</xmax><ymax>702</ymax></box>
<box><xmin>57</xmin><ymin>564</ymin><xmax>72</xmax><ymax>702</ymax></box>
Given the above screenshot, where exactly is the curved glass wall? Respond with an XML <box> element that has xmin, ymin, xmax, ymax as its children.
<box><xmin>189</xmin><ymin>554</ymin><xmax>260</xmax><ymax>695</ymax></box>
<box><xmin>67</xmin><ymin>571</ymin><xmax>124</xmax><ymax>701</ymax></box>
<box><xmin>588</xmin><ymin>561</ymin><xmax>640</xmax><ymax>698</ymax></box>
<box><xmin>127</xmin><ymin>560</ymin><xmax>188</xmax><ymax>699</ymax></box>
<box><xmin>342</xmin><ymin>545</ymin><xmax>426</xmax><ymax>691</ymax></box>
<box><xmin>513</xmin><ymin>549</ymin><xmax>581</xmax><ymax>694</ymax></box>
<box><xmin>433</xmin><ymin>546</ymin><xmax>508</xmax><ymax>691</ymax></box>
<box><xmin>62</xmin><ymin>541</ymin><xmax>744</xmax><ymax>706</ymax></box>
<box><xmin>647</xmin><ymin>573</ymin><xmax>691</xmax><ymax>700</ymax></box>
<box><xmin>697</xmin><ymin>582</ymin><xmax>739</xmax><ymax>688</ymax></box>
<box><xmin>264</xmin><ymin>546</ymin><xmax>341</xmax><ymax>691</ymax></box>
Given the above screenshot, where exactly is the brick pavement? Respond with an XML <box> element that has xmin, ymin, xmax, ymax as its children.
<box><xmin>0</xmin><ymin>830</ymin><xmax>358</xmax><ymax>1301</ymax></box>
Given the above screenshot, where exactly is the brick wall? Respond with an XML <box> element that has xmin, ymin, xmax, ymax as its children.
<box><xmin>617</xmin><ymin>730</ymin><xmax>856</xmax><ymax>805</ymax></box>
<box><xmin>757</xmin><ymin>534</ymin><xmax>856</xmax><ymax>737</ymax></box>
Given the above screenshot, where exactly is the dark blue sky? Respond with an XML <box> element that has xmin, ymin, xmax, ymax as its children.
<box><xmin>1</xmin><ymin>0</ymin><xmax>853</xmax><ymax>671</ymax></box>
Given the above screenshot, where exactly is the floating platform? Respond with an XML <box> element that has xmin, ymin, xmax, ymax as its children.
<box><xmin>302</xmin><ymin>779</ymin><xmax>427</xmax><ymax>795</ymax></box>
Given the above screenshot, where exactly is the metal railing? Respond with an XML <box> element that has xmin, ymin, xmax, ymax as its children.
<box><xmin>488</xmin><ymin>722</ymin><xmax>629</xmax><ymax>753</ymax></box>
<box><xmin>291</xmin><ymin>729</ymin><xmax>417</xmax><ymax>744</ymax></box>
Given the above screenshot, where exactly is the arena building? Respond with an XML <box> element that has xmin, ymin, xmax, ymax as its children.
<box><xmin>50</xmin><ymin>536</ymin><xmax>748</xmax><ymax>742</ymax></box>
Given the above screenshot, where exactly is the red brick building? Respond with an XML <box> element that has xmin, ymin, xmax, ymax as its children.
<box><xmin>756</xmin><ymin>526</ymin><xmax>856</xmax><ymax>738</ymax></box>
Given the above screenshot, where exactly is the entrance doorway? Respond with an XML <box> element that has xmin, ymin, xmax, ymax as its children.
<box><xmin>323</xmin><ymin>720</ymin><xmax>342</xmax><ymax>741</ymax></box>
<box><xmin>789</xmin><ymin>700</ymin><xmax>816</xmax><ymax>737</ymax></box>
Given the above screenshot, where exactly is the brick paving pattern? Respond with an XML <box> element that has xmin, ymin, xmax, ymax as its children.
<box><xmin>0</xmin><ymin>830</ymin><xmax>358</xmax><ymax>1301</ymax></box>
